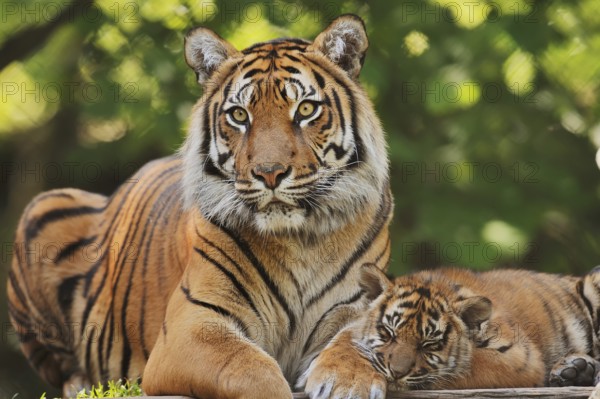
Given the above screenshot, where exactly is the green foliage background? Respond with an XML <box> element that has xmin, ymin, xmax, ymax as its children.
<box><xmin>1</xmin><ymin>0</ymin><xmax>599</xmax><ymax>397</ymax></box>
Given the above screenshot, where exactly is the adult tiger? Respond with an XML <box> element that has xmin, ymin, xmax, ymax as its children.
<box><xmin>7</xmin><ymin>15</ymin><xmax>393</xmax><ymax>399</ymax></box>
<box><xmin>351</xmin><ymin>264</ymin><xmax>600</xmax><ymax>390</ymax></box>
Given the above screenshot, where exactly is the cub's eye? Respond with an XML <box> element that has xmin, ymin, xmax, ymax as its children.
<box><xmin>422</xmin><ymin>341</ymin><xmax>443</xmax><ymax>352</ymax></box>
<box><xmin>296</xmin><ymin>101</ymin><xmax>318</xmax><ymax>119</ymax></box>
<box><xmin>377</xmin><ymin>325</ymin><xmax>394</xmax><ymax>342</ymax></box>
<box><xmin>229</xmin><ymin>107</ymin><xmax>248</xmax><ymax>123</ymax></box>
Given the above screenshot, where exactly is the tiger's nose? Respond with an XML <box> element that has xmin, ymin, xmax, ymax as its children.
<box><xmin>251</xmin><ymin>163</ymin><xmax>291</xmax><ymax>189</ymax></box>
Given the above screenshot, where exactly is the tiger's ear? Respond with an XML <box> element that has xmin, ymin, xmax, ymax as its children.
<box><xmin>309</xmin><ymin>14</ymin><xmax>369</xmax><ymax>79</ymax></box>
<box><xmin>184</xmin><ymin>27</ymin><xmax>240</xmax><ymax>84</ymax></box>
<box><xmin>456</xmin><ymin>296</ymin><xmax>492</xmax><ymax>331</ymax></box>
<box><xmin>359</xmin><ymin>263</ymin><xmax>390</xmax><ymax>300</ymax></box>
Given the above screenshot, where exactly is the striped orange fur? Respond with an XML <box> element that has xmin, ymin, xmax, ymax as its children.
<box><xmin>7</xmin><ymin>15</ymin><xmax>392</xmax><ymax>399</ymax></box>
<box><xmin>354</xmin><ymin>266</ymin><xmax>600</xmax><ymax>390</ymax></box>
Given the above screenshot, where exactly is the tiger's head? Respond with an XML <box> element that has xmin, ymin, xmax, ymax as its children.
<box><xmin>181</xmin><ymin>15</ymin><xmax>388</xmax><ymax>236</ymax></box>
<box><xmin>357</xmin><ymin>266</ymin><xmax>493</xmax><ymax>390</ymax></box>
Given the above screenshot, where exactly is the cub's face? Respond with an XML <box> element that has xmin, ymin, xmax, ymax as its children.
<box><xmin>181</xmin><ymin>16</ymin><xmax>389</xmax><ymax>236</ymax></box>
<box><xmin>358</xmin><ymin>267</ymin><xmax>492</xmax><ymax>389</ymax></box>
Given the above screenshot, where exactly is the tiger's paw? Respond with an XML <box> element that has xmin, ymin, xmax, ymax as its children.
<box><xmin>549</xmin><ymin>354</ymin><xmax>600</xmax><ymax>387</ymax></box>
<box><xmin>297</xmin><ymin>347</ymin><xmax>387</xmax><ymax>399</ymax></box>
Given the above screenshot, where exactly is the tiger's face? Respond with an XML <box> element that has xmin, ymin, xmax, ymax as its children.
<box><xmin>358</xmin><ymin>266</ymin><xmax>492</xmax><ymax>390</ymax></box>
<box><xmin>181</xmin><ymin>16</ymin><xmax>389</xmax><ymax>236</ymax></box>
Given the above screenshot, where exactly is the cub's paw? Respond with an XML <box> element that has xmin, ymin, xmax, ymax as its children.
<box><xmin>298</xmin><ymin>349</ymin><xmax>386</xmax><ymax>399</ymax></box>
<box><xmin>549</xmin><ymin>354</ymin><xmax>600</xmax><ymax>387</ymax></box>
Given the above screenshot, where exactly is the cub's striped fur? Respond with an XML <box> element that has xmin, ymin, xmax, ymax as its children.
<box><xmin>8</xmin><ymin>15</ymin><xmax>392</xmax><ymax>399</ymax></box>
<box><xmin>354</xmin><ymin>265</ymin><xmax>600</xmax><ymax>390</ymax></box>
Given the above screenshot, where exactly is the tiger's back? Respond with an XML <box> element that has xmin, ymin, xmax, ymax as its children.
<box><xmin>7</xmin><ymin>156</ymin><xmax>188</xmax><ymax>393</ymax></box>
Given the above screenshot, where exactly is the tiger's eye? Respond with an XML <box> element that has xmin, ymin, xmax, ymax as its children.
<box><xmin>231</xmin><ymin>108</ymin><xmax>248</xmax><ymax>123</ymax></box>
<box><xmin>298</xmin><ymin>101</ymin><xmax>316</xmax><ymax>117</ymax></box>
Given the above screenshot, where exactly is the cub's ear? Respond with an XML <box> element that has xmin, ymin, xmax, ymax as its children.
<box><xmin>309</xmin><ymin>14</ymin><xmax>369</xmax><ymax>79</ymax></box>
<box><xmin>359</xmin><ymin>263</ymin><xmax>390</xmax><ymax>300</ymax></box>
<box><xmin>184</xmin><ymin>27</ymin><xmax>240</xmax><ymax>84</ymax></box>
<box><xmin>457</xmin><ymin>296</ymin><xmax>492</xmax><ymax>331</ymax></box>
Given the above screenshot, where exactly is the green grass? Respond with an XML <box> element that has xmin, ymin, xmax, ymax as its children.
<box><xmin>39</xmin><ymin>380</ymin><xmax>143</xmax><ymax>398</ymax></box>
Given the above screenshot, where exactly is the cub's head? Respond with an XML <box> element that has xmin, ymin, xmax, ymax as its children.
<box><xmin>357</xmin><ymin>266</ymin><xmax>492</xmax><ymax>390</ymax></box>
<box><xmin>181</xmin><ymin>15</ymin><xmax>388</xmax><ymax>236</ymax></box>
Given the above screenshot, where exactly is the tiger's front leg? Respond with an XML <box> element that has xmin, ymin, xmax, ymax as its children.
<box><xmin>298</xmin><ymin>327</ymin><xmax>387</xmax><ymax>399</ymax></box>
<box><xmin>142</xmin><ymin>278</ymin><xmax>292</xmax><ymax>399</ymax></box>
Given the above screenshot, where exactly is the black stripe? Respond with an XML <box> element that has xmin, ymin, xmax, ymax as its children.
<box><xmin>374</xmin><ymin>239</ymin><xmax>391</xmax><ymax>264</ymax></box>
<box><xmin>120</xmin><ymin>181</ymin><xmax>179</xmax><ymax>373</ymax></box>
<box><xmin>218</xmin><ymin>151</ymin><xmax>232</xmax><ymax>167</ymax></box>
<box><xmin>8</xmin><ymin>252</ymin><xmax>53</xmax><ymax>328</ymax></box>
<box><xmin>313</xmin><ymin>70</ymin><xmax>325</xmax><ymax>89</ymax></box>
<box><xmin>320</xmin><ymin>110</ymin><xmax>333</xmax><ymax>132</ymax></box>
<box><xmin>211</xmin><ymin>102</ymin><xmax>219</xmax><ymax>154</ymax></box>
<box><xmin>242</xmin><ymin>57</ymin><xmax>261</xmax><ymax>68</ymax></box>
<box><xmin>109</xmin><ymin>170</ymin><xmax>179</xmax><ymax>378</ymax></box>
<box><xmin>196</xmin><ymin>229</ymin><xmax>248</xmax><ymax>278</ymax></box>
<box><xmin>200</xmin><ymin>101</ymin><xmax>211</xmax><ymax>156</ymax></box>
<box><xmin>222</xmin><ymin>80</ymin><xmax>234</xmax><ymax>103</ymax></box>
<box><xmin>25</xmin><ymin>205</ymin><xmax>104</xmax><ymax>247</ymax></box>
<box><xmin>536</xmin><ymin>276</ymin><xmax>586</xmax><ymax>357</ymax></box>
<box><xmin>306</xmin><ymin>190</ymin><xmax>391</xmax><ymax>308</ymax></box>
<box><xmin>300</xmin><ymin>55</ymin><xmax>365</xmax><ymax>167</ymax></box>
<box><xmin>427</xmin><ymin>307</ymin><xmax>440</xmax><ymax>322</ymax></box>
<box><xmin>286</xmin><ymin>77</ymin><xmax>306</xmax><ymax>93</ymax></box>
<box><xmin>321</xmin><ymin>90</ymin><xmax>348</xmax><ymax>161</ymax></box>
<box><xmin>81</xmin><ymin>163</ymin><xmax>179</xmax><ymax>374</ymax></box>
<box><xmin>285</xmin><ymin>54</ymin><xmax>301</xmax><ymax>62</ymax></box>
<box><xmin>530</xmin><ymin>282</ymin><xmax>567</xmax><ymax>370</ymax></box>
<box><xmin>283</xmin><ymin>66</ymin><xmax>300</xmax><ymax>74</ymax></box>
<box><xmin>24</xmin><ymin>192</ymin><xmax>74</xmax><ymax>216</ymax></box>
<box><xmin>578</xmin><ymin>280</ymin><xmax>595</xmax><ymax>319</ymax></box>
<box><xmin>276</xmin><ymin>38</ymin><xmax>310</xmax><ymax>45</ymax></box>
<box><xmin>180</xmin><ymin>284</ymin><xmax>248</xmax><ymax>335</ymax></box>
<box><xmin>242</xmin><ymin>41</ymin><xmax>308</xmax><ymax>54</ymax></box>
<box><xmin>57</xmin><ymin>275</ymin><xmax>81</xmax><ymax>318</ymax></box>
<box><xmin>7</xmin><ymin>302</ymin><xmax>32</xmax><ymax>329</ymax></box>
<box><xmin>139</xmin><ymin>184</ymin><xmax>182</xmax><ymax>359</ymax></box>
<box><xmin>575</xmin><ymin>279</ymin><xmax>596</xmax><ymax>355</ymax></box>
<box><xmin>194</xmin><ymin>246</ymin><xmax>263</xmax><ymax>323</ymax></box>
<box><xmin>441</xmin><ymin>323</ymin><xmax>453</xmax><ymax>345</ymax></box>
<box><xmin>302</xmin><ymin>290</ymin><xmax>363</xmax><ymax>355</ymax></box>
<box><xmin>323</xmin><ymin>142</ymin><xmax>348</xmax><ymax>160</ymax></box>
<box><xmin>243</xmin><ymin>68</ymin><xmax>268</xmax><ymax>79</ymax></box>
<box><xmin>274</xmin><ymin>45</ymin><xmax>306</xmax><ymax>52</ymax></box>
<box><xmin>215</xmin><ymin>222</ymin><xmax>297</xmax><ymax>335</ymax></box>
<box><xmin>496</xmin><ymin>344</ymin><xmax>512</xmax><ymax>353</ymax></box>
<box><xmin>7</xmin><ymin>269</ymin><xmax>29</xmax><ymax>308</ymax></box>
<box><xmin>233</xmin><ymin>82</ymin><xmax>255</xmax><ymax>103</ymax></box>
<box><xmin>55</xmin><ymin>235</ymin><xmax>98</xmax><ymax>264</ymax></box>
<box><xmin>201</xmin><ymin>101</ymin><xmax>228</xmax><ymax>179</ymax></box>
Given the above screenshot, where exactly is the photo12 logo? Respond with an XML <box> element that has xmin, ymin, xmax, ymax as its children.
<box><xmin>1</xmin><ymin>1</ymin><xmax>139</xmax><ymax>24</ymax></box>
<box><xmin>1</xmin><ymin>81</ymin><xmax>139</xmax><ymax>104</ymax></box>
<box><xmin>399</xmin><ymin>162</ymin><xmax>540</xmax><ymax>184</ymax></box>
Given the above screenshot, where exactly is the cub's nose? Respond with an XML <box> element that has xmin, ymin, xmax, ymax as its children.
<box><xmin>251</xmin><ymin>163</ymin><xmax>291</xmax><ymax>189</ymax></box>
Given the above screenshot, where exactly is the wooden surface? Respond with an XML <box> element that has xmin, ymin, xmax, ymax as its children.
<box><xmin>384</xmin><ymin>386</ymin><xmax>596</xmax><ymax>398</ymax></box>
<box><xmin>124</xmin><ymin>386</ymin><xmax>598</xmax><ymax>399</ymax></box>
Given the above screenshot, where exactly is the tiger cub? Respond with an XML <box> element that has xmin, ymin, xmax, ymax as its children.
<box><xmin>354</xmin><ymin>265</ymin><xmax>600</xmax><ymax>389</ymax></box>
